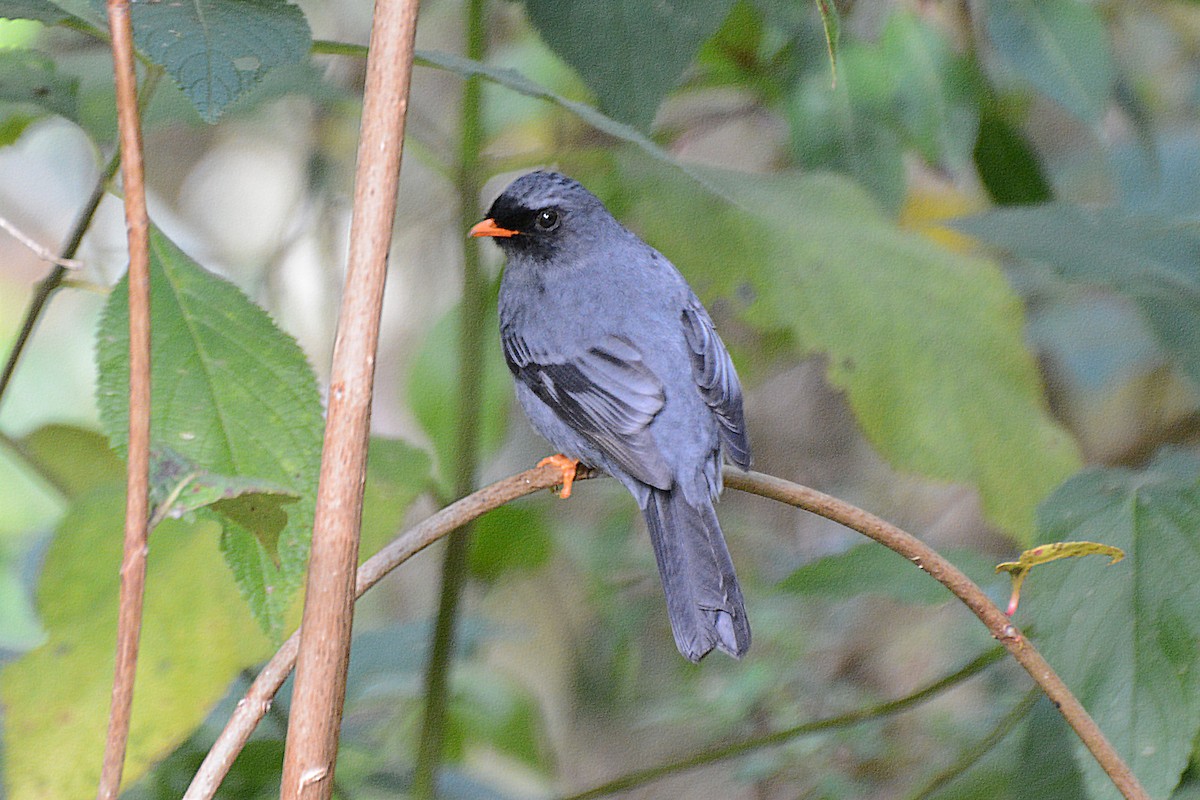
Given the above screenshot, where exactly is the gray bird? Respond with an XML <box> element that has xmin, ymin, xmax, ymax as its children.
<box><xmin>470</xmin><ymin>171</ymin><xmax>751</xmax><ymax>662</ymax></box>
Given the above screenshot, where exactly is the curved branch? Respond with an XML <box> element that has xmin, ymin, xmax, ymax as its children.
<box><xmin>184</xmin><ymin>467</ymin><xmax>1147</xmax><ymax>800</ymax></box>
<box><xmin>723</xmin><ymin>471</ymin><xmax>1147</xmax><ymax>800</ymax></box>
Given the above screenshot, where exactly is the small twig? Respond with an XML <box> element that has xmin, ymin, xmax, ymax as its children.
<box><xmin>96</xmin><ymin>0</ymin><xmax>152</xmax><ymax>797</ymax></box>
<box><xmin>276</xmin><ymin>1</ymin><xmax>421</xmax><ymax>798</ymax></box>
<box><xmin>185</xmin><ymin>468</ymin><xmax>1146</xmax><ymax>800</ymax></box>
<box><xmin>0</xmin><ymin>215</ymin><xmax>83</xmax><ymax>268</ymax></box>
<box><xmin>557</xmin><ymin>646</ymin><xmax>1007</xmax><ymax>800</ymax></box>
<box><xmin>0</xmin><ymin>66</ymin><xmax>158</xmax><ymax>415</ymax></box>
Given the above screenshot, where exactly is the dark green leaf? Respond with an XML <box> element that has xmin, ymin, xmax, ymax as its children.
<box><xmin>520</xmin><ymin>0</ymin><xmax>736</xmax><ymax>131</ymax></box>
<box><xmin>1019</xmin><ymin>696</ymin><xmax>1088</xmax><ymax>800</ymax></box>
<box><xmin>0</xmin><ymin>49</ymin><xmax>78</xmax><ymax>122</ymax></box>
<box><xmin>986</xmin><ymin>0</ymin><xmax>1114</xmax><ymax>122</ymax></box>
<box><xmin>96</xmin><ymin>225</ymin><xmax>324</xmax><ymax>639</ymax></box>
<box><xmin>468</xmin><ymin>504</ymin><xmax>552</xmax><ymax>582</ymax></box>
<box><xmin>95</xmin><ymin>0</ymin><xmax>312</xmax><ymax>123</ymax></box>
<box><xmin>407</xmin><ymin>300</ymin><xmax>512</xmax><ymax>494</ymax></box>
<box><xmin>954</xmin><ymin>204</ymin><xmax>1200</xmax><ymax>384</ymax></box>
<box><xmin>779</xmin><ymin>543</ymin><xmax>1003</xmax><ymax>605</ymax></box>
<box><xmin>0</xmin><ymin>0</ymin><xmax>68</xmax><ymax>23</ymax></box>
<box><xmin>973</xmin><ymin>105</ymin><xmax>1053</xmax><ymax>205</ymax></box>
<box><xmin>629</xmin><ymin>164</ymin><xmax>1080</xmax><ymax>540</ymax></box>
<box><xmin>1021</xmin><ymin>450</ymin><xmax>1200</xmax><ymax>800</ymax></box>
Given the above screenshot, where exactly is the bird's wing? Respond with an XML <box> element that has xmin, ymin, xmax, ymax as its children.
<box><xmin>681</xmin><ymin>300</ymin><xmax>751</xmax><ymax>469</ymax></box>
<box><xmin>503</xmin><ymin>330</ymin><xmax>673</xmax><ymax>490</ymax></box>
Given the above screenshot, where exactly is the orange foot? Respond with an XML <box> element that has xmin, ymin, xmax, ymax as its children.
<box><xmin>538</xmin><ymin>453</ymin><xmax>580</xmax><ymax>499</ymax></box>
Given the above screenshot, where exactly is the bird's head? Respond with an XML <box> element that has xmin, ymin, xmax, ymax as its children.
<box><xmin>470</xmin><ymin>171</ymin><xmax>614</xmax><ymax>264</ymax></box>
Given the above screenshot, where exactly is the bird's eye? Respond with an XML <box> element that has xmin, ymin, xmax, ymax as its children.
<box><xmin>535</xmin><ymin>209</ymin><xmax>560</xmax><ymax>231</ymax></box>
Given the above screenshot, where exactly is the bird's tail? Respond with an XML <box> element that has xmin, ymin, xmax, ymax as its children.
<box><xmin>643</xmin><ymin>488</ymin><xmax>750</xmax><ymax>662</ymax></box>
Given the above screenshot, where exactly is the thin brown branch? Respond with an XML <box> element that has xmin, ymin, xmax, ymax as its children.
<box><xmin>96</xmin><ymin>0</ymin><xmax>152</xmax><ymax>798</ymax></box>
<box><xmin>187</xmin><ymin>468</ymin><xmax>1146</xmax><ymax>800</ymax></box>
<box><xmin>0</xmin><ymin>215</ymin><xmax>83</xmax><ymax>268</ymax></box>
<box><xmin>184</xmin><ymin>462</ymin><xmax>587</xmax><ymax>800</ymax></box>
<box><xmin>276</xmin><ymin>0</ymin><xmax>422</xmax><ymax>798</ymax></box>
<box><xmin>722</xmin><ymin>471</ymin><xmax>1148</xmax><ymax>800</ymax></box>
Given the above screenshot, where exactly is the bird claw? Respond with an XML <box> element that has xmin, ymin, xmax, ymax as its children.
<box><xmin>537</xmin><ymin>454</ymin><xmax>580</xmax><ymax>498</ymax></box>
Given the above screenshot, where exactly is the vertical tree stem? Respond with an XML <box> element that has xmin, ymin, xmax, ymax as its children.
<box><xmin>96</xmin><ymin>0</ymin><xmax>152</xmax><ymax>796</ymax></box>
<box><xmin>278</xmin><ymin>1</ymin><xmax>421</xmax><ymax>798</ymax></box>
<box><xmin>410</xmin><ymin>0</ymin><xmax>488</xmax><ymax>796</ymax></box>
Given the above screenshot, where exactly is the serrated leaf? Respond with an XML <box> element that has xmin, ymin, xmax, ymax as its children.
<box><xmin>987</xmin><ymin>0</ymin><xmax>1114</xmax><ymax>122</ymax></box>
<box><xmin>91</xmin><ymin>0</ymin><xmax>311</xmax><ymax>123</ymax></box>
<box><xmin>1020</xmin><ymin>450</ymin><xmax>1200</xmax><ymax>800</ymax></box>
<box><xmin>520</xmin><ymin>0</ymin><xmax>735</xmax><ymax>132</ymax></box>
<box><xmin>0</xmin><ymin>49</ymin><xmax>78</xmax><ymax>121</ymax></box>
<box><xmin>779</xmin><ymin>543</ymin><xmax>1003</xmax><ymax>605</ymax></box>
<box><xmin>149</xmin><ymin>446</ymin><xmax>296</xmax><ymax>528</ymax></box>
<box><xmin>954</xmin><ymin>203</ymin><xmax>1200</xmax><ymax>385</ymax></box>
<box><xmin>407</xmin><ymin>300</ymin><xmax>512</xmax><ymax>494</ymax></box>
<box><xmin>0</xmin><ymin>487</ymin><xmax>273</xmax><ymax>800</ymax></box>
<box><xmin>96</xmin><ymin>225</ymin><xmax>323</xmax><ymax>639</ymax></box>
<box><xmin>629</xmin><ymin>164</ymin><xmax>1081</xmax><ymax>541</ymax></box>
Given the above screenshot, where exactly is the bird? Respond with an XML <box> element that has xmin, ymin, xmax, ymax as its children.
<box><xmin>470</xmin><ymin>171</ymin><xmax>751</xmax><ymax>662</ymax></box>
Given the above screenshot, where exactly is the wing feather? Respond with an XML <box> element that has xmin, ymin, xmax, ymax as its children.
<box><xmin>503</xmin><ymin>329</ymin><xmax>673</xmax><ymax>489</ymax></box>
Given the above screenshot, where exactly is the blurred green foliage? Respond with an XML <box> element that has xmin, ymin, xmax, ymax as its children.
<box><xmin>0</xmin><ymin>0</ymin><xmax>1199</xmax><ymax>798</ymax></box>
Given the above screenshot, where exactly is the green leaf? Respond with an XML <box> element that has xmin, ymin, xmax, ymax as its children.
<box><xmin>0</xmin><ymin>0</ymin><xmax>70</xmax><ymax>23</ymax></box>
<box><xmin>986</xmin><ymin>0</ymin><xmax>1114</xmax><ymax>122</ymax></box>
<box><xmin>973</xmin><ymin>105</ymin><xmax>1053</xmax><ymax>205</ymax></box>
<box><xmin>150</xmin><ymin>446</ymin><xmax>297</xmax><ymax>522</ymax></box>
<box><xmin>779</xmin><ymin>543</ymin><xmax>1003</xmax><ymax>605</ymax></box>
<box><xmin>468</xmin><ymin>504</ymin><xmax>552</xmax><ymax>582</ymax></box>
<box><xmin>20</xmin><ymin>424</ymin><xmax>123</xmax><ymax>499</ymax></box>
<box><xmin>788</xmin><ymin>46</ymin><xmax>906</xmax><ymax>210</ymax></box>
<box><xmin>954</xmin><ymin>203</ymin><xmax>1200</xmax><ymax>385</ymax></box>
<box><xmin>96</xmin><ymin>225</ymin><xmax>323</xmax><ymax>639</ymax></box>
<box><xmin>628</xmin><ymin>165</ymin><xmax>1080</xmax><ymax>541</ymax></box>
<box><xmin>407</xmin><ymin>300</ymin><xmax>512</xmax><ymax>494</ymax></box>
<box><xmin>0</xmin><ymin>486</ymin><xmax>274</xmax><ymax>800</ymax></box>
<box><xmin>1020</xmin><ymin>450</ymin><xmax>1200</xmax><ymax>800</ymax></box>
<box><xmin>0</xmin><ymin>49</ymin><xmax>78</xmax><ymax>121</ymax></box>
<box><xmin>94</xmin><ymin>0</ymin><xmax>312</xmax><ymax>123</ymax></box>
<box><xmin>520</xmin><ymin>0</ymin><xmax>736</xmax><ymax>131</ymax></box>
<box><xmin>360</xmin><ymin>437</ymin><xmax>433</xmax><ymax>558</ymax></box>
<box><xmin>878</xmin><ymin>13</ymin><xmax>980</xmax><ymax>174</ymax></box>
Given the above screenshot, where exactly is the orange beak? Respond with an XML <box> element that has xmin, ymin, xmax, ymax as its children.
<box><xmin>469</xmin><ymin>218</ymin><xmax>520</xmax><ymax>238</ymax></box>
